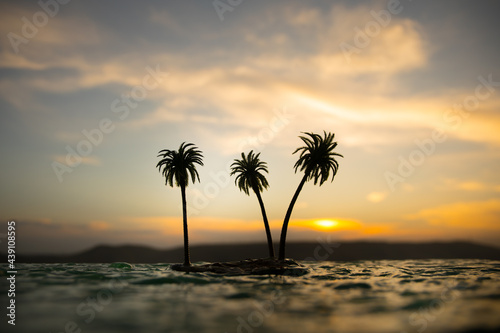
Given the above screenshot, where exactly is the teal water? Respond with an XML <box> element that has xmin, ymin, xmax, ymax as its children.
<box><xmin>1</xmin><ymin>260</ymin><xmax>500</xmax><ymax>333</ymax></box>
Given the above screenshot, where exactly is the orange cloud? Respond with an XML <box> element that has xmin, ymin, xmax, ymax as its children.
<box><xmin>54</xmin><ymin>155</ymin><xmax>101</xmax><ymax>167</ymax></box>
<box><xmin>123</xmin><ymin>216</ymin><xmax>266</xmax><ymax>235</ymax></box>
<box><xmin>89</xmin><ymin>221</ymin><xmax>111</xmax><ymax>231</ymax></box>
<box><xmin>367</xmin><ymin>192</ymin><xmax>387</xmax><ymax>203</ymax></box>
<box><xmin>289</xmin><ymin>218</ymin><xmax>397</xmax><ymax>237</ymax></box>
<box><xmin>407</xmin><ymin>199</ymin><xmax>500</xmax><ymax>229</ymax></box>
<box><xmin>439</xmin><ymin>178</ymin><xmax>500</xmax><ymax>192</ymax></box>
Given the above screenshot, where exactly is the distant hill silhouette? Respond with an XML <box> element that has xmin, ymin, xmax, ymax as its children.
<box><xmin>9</xmin><ymin>241</ymin><xmax>500</xmax><ymax>263</ymax></box>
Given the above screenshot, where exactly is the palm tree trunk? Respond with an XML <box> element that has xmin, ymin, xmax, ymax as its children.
<box><xmin>254</xmin><ymin>188</ymin><xmax>275</xmax><ymax>258</ymax></box>
<box><xmin>180</xmin><ymin>184</ymin><xmax>191</xmax><ymax>266</ymax></box>
<box><xmin>278</xmin><ymin>174</ymin><xmax>308</xmax><ymax>260</ymax></box>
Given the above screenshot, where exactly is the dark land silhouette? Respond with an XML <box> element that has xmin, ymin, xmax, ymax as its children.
<box><xmin>8</xmin><ymin>241</ymin><xmax>500</xmax><ymax>263</ymax></box>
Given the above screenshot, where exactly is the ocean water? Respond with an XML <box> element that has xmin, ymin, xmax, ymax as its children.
<box><xmin>1</xmin><ymin>260</ymin><xmax>500</xmax><ymax>333</ymax></box>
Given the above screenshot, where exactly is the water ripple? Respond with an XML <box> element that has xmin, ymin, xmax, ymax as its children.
<box><xmin>4</xmin><ymin>259</ymin><xmax>500</xmax><ymax>333</ymax></box>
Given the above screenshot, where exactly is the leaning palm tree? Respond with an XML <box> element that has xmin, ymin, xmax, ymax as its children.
<box><xmin>278</xmin><ymin>131</ymin><xmax>343</xmax><ymax>260</ymax></box>
<box><xmin>157</xmin><ymin>142</ymin><xmax>203</xmax><ymax>267</ymax></box>
<box><xmin>231</xmin><ymin>151</ymin><xmax>275</xmax><ymax>258</ymax></box>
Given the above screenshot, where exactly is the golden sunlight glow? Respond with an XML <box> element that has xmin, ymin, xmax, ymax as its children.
<box><xmin>293</xmin><ymin>218</ymin><xmax>362</xmax><ymax>232</ymax></box>
<box><xmin>314</xmin><ymin>219</ymin><xmax>339</xmax><ymax>229</ymax></box>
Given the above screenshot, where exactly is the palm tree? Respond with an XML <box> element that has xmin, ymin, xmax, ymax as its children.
<box><xmin>231</xmin><ymin>151</ymin><xmax>275</xmax><ymax>258</ymax></box>
<box><xmin>278</xmin><ymin>131</ymin><xmax>343</xmax><ymax>260</ymax></box>
<box><xmin>157</xmin><ymin>142</ymin><xmax>203</xmax><ymax>267</ymax></box>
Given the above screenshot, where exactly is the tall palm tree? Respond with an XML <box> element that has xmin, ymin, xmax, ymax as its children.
<box><xmin>231</xmin><ymin>151</ymin><xmax>275</xmax><ymax>258</ymax></box>
<box><xmin>278</xmin><ymin>131</ymin><xmax>343</xmax><ymax>260</ymax></box>
<box><xmin>157</xmin><ymin>142</ymin><xmax>203</xmax><ymax>267</ymax></box>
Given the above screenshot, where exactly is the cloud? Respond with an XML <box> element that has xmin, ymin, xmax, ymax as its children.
<box><xmin>438</xmin><ymin>179</ymin><xmax>500</xmax><ymax>192</ymax></box>
<box><xmin>285</xmin><ymin>7</ymin><xmax>321</xmax><ymax>26</ymax></box>
<box><xmin>367</xmin><ymin>192</ymin><xmax>387</xmax><ymax>203</ymax></box>
<box><xmin>89</xmin><ymin>220</ymin><xmax>111</xmax><ymax>231</ymax></box>
<box><xmin>54</xmin><ymin>155</ymin><xmax>101</xmax><ymax>167</ymax></box>
<box><xmin>8</xmin><ymin>218</ymin><xmax>182</xmax><ymax>254</ymax></box>
<box><xmin>456</xmin><ymin>182</ymin><xmax>486</xmax><ymax>191</ymax></box>
<box><xmin>2</xmin><ymin>1</ymin><xmax>500</xmax><ymax>255</ymax></box>
<box><xmin>0</xmin><ymin>5</ymin><xmax>104</xmax><ymax>67</ymax></box>
<box><xmin>149</xmin><ymin>9</ymin><xmax>183</xmax><ymax>33</ymax></box>
<box><xmin>315</xmin><ymin>21</ymin><xmax>427</xmax><ymax>75</ymax></box>
<box><xmin>407</xmin><ymin>199</ymin><xmax>500</xmax><ymax>229</ymax></box>
<box><xmin>117</xmin><ymin>216</ymin><xmax>399</xmax><ymax>245</ymax></box>
<box><xmin>3</xmin><ymin>0</ymin><xmax>500</xmax><ymax>150</ymax></box>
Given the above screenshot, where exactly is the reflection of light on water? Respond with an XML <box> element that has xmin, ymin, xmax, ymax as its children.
<box><xmin>314</xmin><ymin>219</ymin><xmax>339</xmax><ymax>229</ymax></box>
<box><xmin>12</xmin><ymin>261</ymin><xmax>500</xmax><ymax>333</ymax></box>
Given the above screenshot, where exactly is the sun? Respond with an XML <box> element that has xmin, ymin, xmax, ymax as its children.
<box><xmin>314</xmin><ymin>219</ymin><xmax>339</xmax><ymax>229</ymax></box>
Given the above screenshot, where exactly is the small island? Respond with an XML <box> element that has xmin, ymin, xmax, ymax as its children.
<box><xmin>156</xmin><ymin>131</ymin><xmax>342</xmax><ymax>275</ymax></box>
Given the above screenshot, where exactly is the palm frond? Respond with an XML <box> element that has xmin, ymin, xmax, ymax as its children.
<box><xmin>293</xmin><ymin>131</ymin><xmax>343</xmax><ymax>186</ymax></box>
<box><xmin>157</xmin><ymin>142</ymin><xmax>204</xmax><ymax>188</ymax></box>
<box><xmin>230</xmin><ymin>150</ymin><xmax>270</xmax><ymax>196</ymax></box>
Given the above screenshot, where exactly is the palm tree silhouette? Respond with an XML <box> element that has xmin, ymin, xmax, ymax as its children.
<box><xmin>157</xmin><ymin>142</ymin><xmax>204</xmax><ymax>267</ymax></box>
<box><xmin>278</xmin><ymin>131</ymin><xmax>342</xmax><ymax>260</ymax></box>
<box><xmin>231</xmin><ymin>151</ymin><xmax>275</xmax><ymax>258</ymax></box>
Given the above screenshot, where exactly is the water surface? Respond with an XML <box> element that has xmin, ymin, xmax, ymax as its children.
<box><xmin>2</xmin><ymin>259</ymin><xmax>500</xmax><ymax>333</ymax></box>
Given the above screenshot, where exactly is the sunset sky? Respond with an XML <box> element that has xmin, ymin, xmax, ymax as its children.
<box><xmin>1</xmin><ymin>0</ymin><xmax>499</xmax><ymax>254</ymax></box>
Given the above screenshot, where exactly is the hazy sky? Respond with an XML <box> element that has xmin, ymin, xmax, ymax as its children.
<box><xmin>1</xmin><ymin>0</ymin><xmax>499</xmax><ymax>254</ymax></box>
